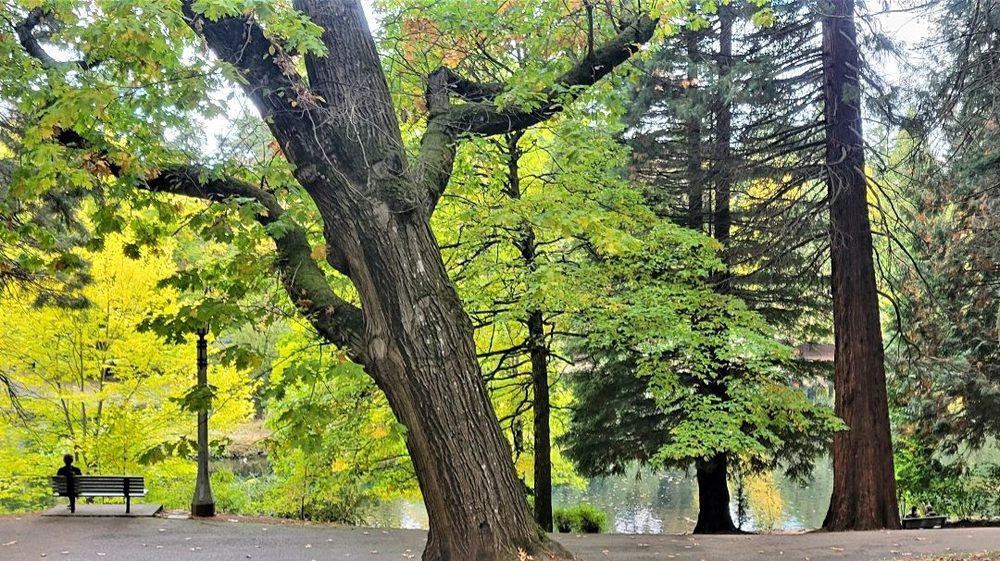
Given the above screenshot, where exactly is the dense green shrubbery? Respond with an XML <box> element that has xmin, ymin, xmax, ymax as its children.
<box><xmin>553</xmin><ymin>504</ymin><xmax>608</xmax><ymax>533</ymax></box>
<box><xmin>895</xmin><ymin>438</ymin><xmax>1000</xmax><ymax>520</ymax></box>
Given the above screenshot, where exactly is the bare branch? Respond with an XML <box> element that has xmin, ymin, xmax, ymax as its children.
<box><xmin>450</xmin><ymin>13</ymin><xmax>658</xmax><ymax>136</ymax></box>
<box><xmin>15</xmin><ymin>8</ymin><xmax>100</xmax><ymax>70</ymax></box>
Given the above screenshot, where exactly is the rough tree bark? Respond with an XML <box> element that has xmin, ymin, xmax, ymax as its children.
<box><xmin>169</xmin><ymin>2</ymin><xmax>656</xmax><ymax>559</ymax></box>
<box><xmin>819</xmin><ymin>0</ymin><xmax>901</xmax><ymax>531</ymax></box>
<box><xmin>17</xmin><ymin>2</ymin><xmax>657</xmax><ymax>557</ymax></box>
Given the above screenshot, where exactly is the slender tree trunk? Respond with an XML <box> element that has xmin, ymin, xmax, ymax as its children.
<box><xmin>685</xmin><ymin>30</ymin><xmax>704</xmax><ymax>230</ymax></box>
<box><xmin>820</xmin><ymin>0</ymin><xmax>900</xmax><ymax>531</ymax></box>
<box><xmin>694</xmin><ymin>454</ymin><xmax>737</xmax><ymax>533</ymax></box>
<box><xmin>713</xmin><ymin>7</ymin><xmax>733</xmax><ymax>273</ymax></box>
<box><xmin>528</xmin><ymin>309</ymin><xmax>552</xmax><ymax>532</ymax></box>
<box><xmin>504</xmin><ymin>132</ymin><xmax>554</xmax><ymax>532</ymax></box>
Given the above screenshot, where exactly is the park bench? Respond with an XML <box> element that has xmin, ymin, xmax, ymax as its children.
<box><xmin>902</xmin><ymin>515</ymin><xmax>947</xmax><ymax>529</ymax></box>
<box><xmin>50</xmin><ymin>475</ymin><xmax>147</xmax><ymax>514</ymax></box>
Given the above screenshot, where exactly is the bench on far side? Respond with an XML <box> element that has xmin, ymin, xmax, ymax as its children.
<box><xmin>51</xmin><ymin>475</ymin><xmax>147</xmax><ymax>514</ymax></box>
<box><xmin>902</xmin><ymin>515</ymin><xmax>947</xmax><ymax>529</ymax></box>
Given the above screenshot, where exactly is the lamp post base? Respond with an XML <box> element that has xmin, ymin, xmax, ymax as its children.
<box><xmin>191</xmin><ymin>502</ymin><xmax>215</xmax><ymax>517</ymax></box>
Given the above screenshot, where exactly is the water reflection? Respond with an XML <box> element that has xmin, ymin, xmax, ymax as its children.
<box><xmin>373</xmin><ymin>459</ymin><xmax>833</xmax><ymax>534</ymax></box>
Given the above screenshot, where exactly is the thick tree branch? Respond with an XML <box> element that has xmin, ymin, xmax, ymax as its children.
<box><xmin>144</xmin><ymin>168</ymin><xmax>367</xmax><ymax>362</ymax></box>
<box><xmin>177</xmin><ymin>1</ymin><xmax>344</xmax><ymax>172</ymax></box>
<box><xmin>416</xmin><ymin>13</ymin><xmax>658</xmax><ymax>214</ymax></box>
<box><xmin>450</xmin><ymin>13</ymin><xmax>657</xmax><ymax>136</ymax></box>
<box><xmin>179</xmin><ymin>1</ymin><xmax>311</xmax><ymax>116</ymax></box>
<box><xmin>50</xmin><ymin>127</ymin><xmax>366</xmax><ymax>360</ymax></box>
<box><xmin>428</xmin><ymin>67</ymin><xmax>505</xmax><ymax>105</ymax></box>
<box><xmin>415</xmin><ymin>68</ymin><xmax>506</xmax><ymax>212</ymax></box>
<box><xmin>290</xmin><ymin>0</ymin><xmax>407</xmax><ymax>168</ymax></box>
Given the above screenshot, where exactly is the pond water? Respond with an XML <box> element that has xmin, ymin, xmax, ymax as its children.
<box><xmin>372</xmin><ymin>459</ymin><xmax>834</xmax><ymax>533</ymax></box>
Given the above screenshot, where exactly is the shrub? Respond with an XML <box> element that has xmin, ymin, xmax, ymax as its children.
<box><xmin>553</xmin><ymin>504</ymin><xmax>607</xmax><ymax>533</ymax></box>
<box><xmin>553</xmin><ymin>508</ymin><xmax>575</xmax><ymax>533</ymax></box>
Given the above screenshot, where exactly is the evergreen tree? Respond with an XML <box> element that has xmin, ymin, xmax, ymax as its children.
<box><xmin>565</xmin><ymin>0</ymin><xmax>832</xmax><ymax>533</ymax></box>
<box><xmin>888</xmin><ymin>0</ymin><xmax>1000</xmax><ymax>455</ymax></box>
<box><xmin>820</xmin><ymin>0</ymin><xmax>900</xmax><ymax>530</ymax></box>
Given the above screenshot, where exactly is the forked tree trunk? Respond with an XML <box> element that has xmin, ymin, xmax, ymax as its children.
<box><xmin>693</xmin><ymin>454</ymin><xmax>737</xmax><ymax>533</ymax></box>
<box><xmin>178</xmin><ymin>0</ymin><xmax>656</xmax><ymax>558</ymax></box>
<box><xmin>273</xmin><ymin>4</ymin><xmax>567</xmax><ymax>559</ymax></box>
<box><xmin>820</xmin><ymin>0</ymin><xmax>901</xmax><ymax>531</ymax></box>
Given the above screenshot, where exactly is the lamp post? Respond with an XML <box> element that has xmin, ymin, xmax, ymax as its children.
<box><xmin>191</xmin><ymin>325</ymin><xmax>215</xmax><ymax>517</ymax></box>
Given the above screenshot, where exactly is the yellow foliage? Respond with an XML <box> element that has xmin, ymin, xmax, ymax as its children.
<box><xmin>0</xmin><ymin>234</ymin><xmax>253</xmax><ymax>475</ymax></box>
<box><xmin>747</xmin><ymin>472</ymin><xmax>784</xmax><ymax>531</ymax></box>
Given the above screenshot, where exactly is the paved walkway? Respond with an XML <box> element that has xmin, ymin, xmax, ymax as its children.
<box><xmin>2</xmin><ymin>515</ymin><xmax>1000</xmax><ymax>561</ymax></box>
<box><xmin>41</xmin><ymin>504</ymin><xmax>163</xmax><ymax>517</ymax></box>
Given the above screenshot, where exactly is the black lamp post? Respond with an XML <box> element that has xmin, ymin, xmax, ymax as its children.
<box><xmin>191</xmin><ymin>325</ymin><xmax>215</xmax><ymax>517</ymax></box>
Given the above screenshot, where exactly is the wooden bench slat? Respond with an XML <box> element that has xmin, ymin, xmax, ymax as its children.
<box><xmin>50</xmin><ymin>476</ymin><xmax>149</xmax><ymax>512</ymax></box>
<box><xmin>902</xmin><ymin>515</ymin><xmax>946</xmax><ymax>529</ymax></box>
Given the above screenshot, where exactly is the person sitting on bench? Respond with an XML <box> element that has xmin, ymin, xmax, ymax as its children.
<box><xmin>56</xmin><ymin>453</ymin><xmax>82</xmax><ymax>513</ymax></box>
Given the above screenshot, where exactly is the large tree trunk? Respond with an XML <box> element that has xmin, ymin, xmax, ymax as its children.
<box><xmin>693</xmin><ymin>454</ymin><xmax>737</xmax><ymax>533</ymax></box>
<box><xmin>172</xmin><ymin>0</ymin><xmax>656</xmax><ymax>558</ymax></box>
<box><xmin>820</xmin><ymin>0</ymin><xmax>901</xmax><ymax>531</ymax></box>
<box><xmin>272</xmin><ymin>4</ymin><xmax>567</xmax><ymax>560</ymax></box>
<box><xmin>327</xmin><ymin>192</ymin><xmax>567</xmax><ymax>561</ymax></box>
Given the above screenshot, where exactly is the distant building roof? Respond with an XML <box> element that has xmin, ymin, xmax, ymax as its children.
<box><xmin>794</xmin><ymin>343</ymin><xmax>834</xmax><ymax>362</ymax></box>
